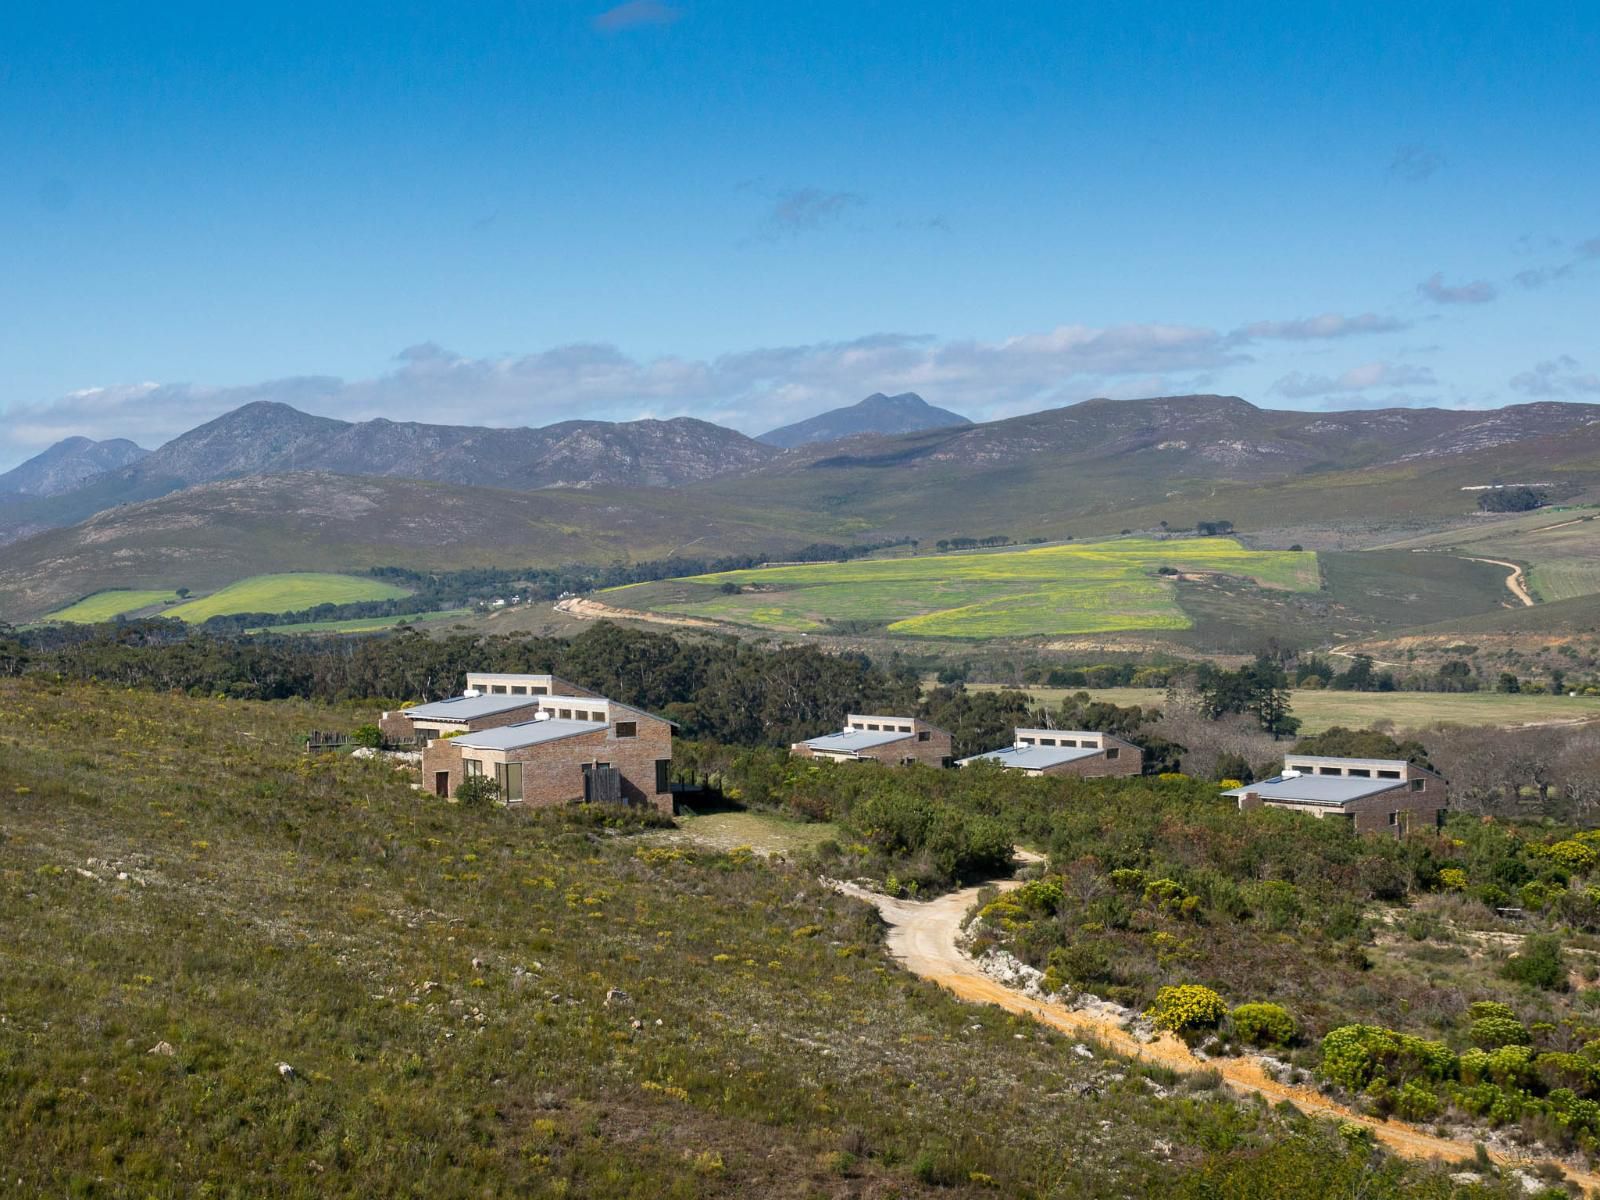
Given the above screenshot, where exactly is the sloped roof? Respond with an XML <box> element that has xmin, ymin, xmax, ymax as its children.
<box><xmin>450</xmin><ymin>719</ymin><xmax>602</xmax><ymax>751</ymax></box>
<box><xmin>404</xmin><ymin>694</ymin><xmax>543</xmax><ymax>722</ymax></box>
<box><xmin>958</xmin><ymin>744</ymin><xmax>1100</xmax><ymax>771</ymax></box>
<box><xmin>1224</xmin><ymin>774</ymin><xmax>1409</xmax><ymax>806</ymax></box>
<box><xmin>800</xmin><ymin>728</ymin><xmax>913</xmax><ymax>754</ymax></box>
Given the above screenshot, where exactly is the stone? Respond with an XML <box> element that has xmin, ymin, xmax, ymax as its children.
<box><xmin>148</xmin><ymin>1041</ymin><xmax>176</xmax><ymax>1057</ymax></box>
<box><xmin>277</xmin><ymin>1062</ymin><xmax>296</xmax><ymax>1079</ymax></box>
<box><xmin>604</xmin><ymin>987</ymin><xmax>630</xmax><ymax>1007</ymax></box>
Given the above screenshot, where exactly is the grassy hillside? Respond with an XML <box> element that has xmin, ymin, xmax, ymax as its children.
<box><xmin>44</xmin><ymin>589</ymin><xmax>180</xmax><ymax>623</ymax></box>
<box><xmin>968</xmin><ymin>684</ymin><xmax>1600</xmax><ymax>733</ymax></box>
<box><xmin>609</xmin><ymin>538</ymin><xmax>1319</xmax><ymax>639</ymax></box>
<box><xmin>0</xmin><ymin>473</ymin><xmax>840</xmax><ymax>622</ymax></box>
<box><xmin>1377</xmin><ymin>509</ymin><xmax>1600</xmax><ymax>603</ymax></box>
<box><xmin>0</xmin><ymin>679</ymin><xmax>1441</xmax><ymax>1197</ymax></box>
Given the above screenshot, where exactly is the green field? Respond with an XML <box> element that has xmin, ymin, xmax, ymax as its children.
<box><xmin>44</xmin><ymin>589</ymin><xmax>179</xmax><ymax>623</ymax></box>
<box><xmin>969</xmin><ymin>684</ymin><xmax>1600</xmax><ymax>733</ymax></box>
<box><xmin>162</xmin><ymin>573</ymin><xmax>411</xmax><ymax>622</ymax></box>
<box><xmin>608</xmin><ymin>538</ymin><xmax>1320</xmax><ymax>639</ymax></box>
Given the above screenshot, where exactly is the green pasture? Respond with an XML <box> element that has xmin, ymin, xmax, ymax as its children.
<box><xmin>44</xmin><ymin>589</ymin><xmax>179</xmax><ymax>623</ymax></box>
<box><xmin>607</xmin><ymin>537</ymin><xmax>1320</xmax><ymax>639</ymax></box>
<box><xmin>162</xmin><ymin>573</ymin><xmax>411</xmax><ymax>622</ymax></box>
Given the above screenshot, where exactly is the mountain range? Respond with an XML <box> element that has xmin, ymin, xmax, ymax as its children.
<box><xmin>2</xmin><ymin>390</ymin><xmax>1598</xmax><ymax>620</ymax></box>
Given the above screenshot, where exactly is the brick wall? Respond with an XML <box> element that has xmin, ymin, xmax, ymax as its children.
<box><xmin>421</xmin><ymin>715</ymin><xmax>674</xmax><ymax>815</ymax></box>
<box><xmin>859</xmin><ymin>728</ymin><xmax>952</xmax><ymax>767</ymax></box>
<box><xmin>1039</xmin><ymin>743</ymin><xmax>1143</xmax><ymax>779</ymax></box>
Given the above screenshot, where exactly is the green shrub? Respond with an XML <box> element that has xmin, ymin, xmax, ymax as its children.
<box><xmin>1534</xmin><ymin>1051</ymin><xmax>1595</xmax><ymax>1095</ymax></box>
<box><xmin>1230</xmin><ymin>1002</ymin><xmax>1297</xmax><ymax>1047</ymax></box>
<box><xmin>1502</xmin><ymin>935</ymin><xmax>1567</xmax><ymax>991</ymax></box>
<box><xmin>1469</xmin><ymin>1014</ymin><xmax>1531</xmax><ymax>1049</ymax></box>
<box><xmin>351</xmin><ymin>723</ymin><xmax>383</xmax><ymax>749</ymax></box>
<box><xmin>454</xmin><ymin>775</ymin><xmax>501</xmax><ymax>807</ymax></box>
<box><xmin>1147</xmin><ymin>984</ymin><xmax>1227</xmax><ymax>1034</ymax></box>
<box><xmin>1319</xmin><ymin>1025</ymin><xmax>1456</xmax><ymax>1092</ymax></box>
<box><xmin>1548</xmin><ymin>840</ymin><xmax>1599</xmax><ymax>874</ymax></box>
<box><xmin>1393</xmin><ymin>1079</ymin><xmax>1441</xmax><ymax>1121</ymax></box>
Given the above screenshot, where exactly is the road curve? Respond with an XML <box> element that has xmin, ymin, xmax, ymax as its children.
<box><xmin>837</xmin><ymin>871</ymin><xmax>1597</xmax><ymax>1189</ymax></box>
<box><xmin>1459</xmin><ymin>556</ymin><xmax>1536</xmax><ymax>607</ymax></box>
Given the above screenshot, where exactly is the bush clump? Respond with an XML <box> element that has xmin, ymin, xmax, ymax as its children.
<box><xmin>1231</xmin><ymin>1002</ymin><xmax>1297</xmax><ymax>1047</ymax></box>
<box><xmin>1147</xmin><ymin>984</ymin><xmax>1228</xmax><ymax>1034</ymax></box>
<box><xmin>1502</xmin><ymin>934</ymin><xmax>1567</xmax><ymax>991</ymax></box>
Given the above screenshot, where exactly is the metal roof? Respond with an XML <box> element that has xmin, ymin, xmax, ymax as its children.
<box><xmin>1224</xmin><ymin>774</ymin><xmax>1410</xmax><ymax>806</ymax></box>
<box><xmin>450</xmin><ymin>719</ymin><xmax>602</xmax><ymax>751</ymax></box>
<box><xmin>959</xmin><ymin>744</ymin><xmax>1099</xmax><ymax>771</ymax></box>
<box><xmin>801</xmin><ymin>728</ymin><xmax>914</xmax><ymax>754</ymax></box>
<box><xmin>404</xmin><ymin>694</ymin><xmax>544</xmax><ymax>722</ymax></box>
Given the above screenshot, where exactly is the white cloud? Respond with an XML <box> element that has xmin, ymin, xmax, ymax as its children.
<box><xmin>1508</xmin><ymin>356</ymin><xmax>1600</xmax><ymax>398</ymax></box>
<box><xmin>1233</xmin><ymin>312</ymin><xmax>1408</xmax><ymax>341</ymax></box>
<box><xmin>1270</xmin><ymin>361</ymin><xmax>1437</xmax><ymax>400</ymax></box>
<box><xmin>1417</xmin><ymin>272</ymin><xmax>1498</xmax><ymax>305</ymax></box>
<box><xmin>593</xmin><ymin>1</ymin><xmax>681</xmax><ymax>32</ymax></box>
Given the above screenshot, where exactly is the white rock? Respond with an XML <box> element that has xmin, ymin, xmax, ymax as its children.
<box><xmin>277</xmin><ymin>1062</ymin><xmax>296</xmax><ymax>1079</ymax></box>
<box><xmin>148</xmin><ymin>1041</ymin><xmax>175</xmax><ymax>1057</ymax></box>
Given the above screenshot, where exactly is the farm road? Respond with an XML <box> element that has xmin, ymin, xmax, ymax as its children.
<box><xmin>835</xmin><ymin>861</ymin><xmax>1599</xmax><ymax>1191</ymax></box>
<box><xmin>1459</xmin><ymin>556</ymin><xmax>1535</xmax><ymax>607</ymax></box>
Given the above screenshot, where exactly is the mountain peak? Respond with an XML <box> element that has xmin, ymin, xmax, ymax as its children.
<box><xmin>757</xmin><ymin>391</ymin><xmax>971</xmax><ymax>448</ymax></box>
<box><xmin>0</xmin><ymin>435</ymin><xmax>150</xmax><ymax>498</ymax></box>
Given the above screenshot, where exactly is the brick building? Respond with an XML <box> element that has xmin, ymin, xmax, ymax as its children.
<box><xmin>957</xmin><ymin>728</ymin><xmax>1142</xmax><ymax>778</ymax></box>
<box><xmin>790</xmin><ymin>714</ymin><xmax>952</xmax><ymax>767</ymax></box>
<box><xmin>421</xmin><ymin>697</ymin><xmax>674</xmax><ymax>814</ymax></box>
<box><xmin>378</xmin><ymin>673</ymin><xmax>594</xmax><ymax>744</ymax></box>
<box><xmin>1224</xmin><ymin>754</ymin><xmax>1447</xmax><ymax>836</ymax></box>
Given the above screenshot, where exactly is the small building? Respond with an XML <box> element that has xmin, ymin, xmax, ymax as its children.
<box><xmin>1224</xmin><ymin>754</ymin><xmax>1447</xmax><ymax>836</ymax></box>
<box><xmin>379</xmin><ymin>673</ymin><xmax>595</xmax><ymax>744</ymax></box>
<box><xmin>790</xmin><ymin>714</ymin><xmax>952</xmax><ymax>767</ymax></box>
<box><xmin>957</xmin><ymin>728</ymin><xmax>1142</xmax><ymax>778</ymax></box>
<box><xmin>421</xmin><ymin>697</ymin><xmax>674</xmax><ymax>813</ymax></box>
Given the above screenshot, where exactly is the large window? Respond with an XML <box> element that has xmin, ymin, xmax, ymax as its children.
<box><xmin>494</xmin><ymin>761</ymin><xmax>523</xmax><ymax>803</ymax></box>
<box><xmin>615</xmin><ymin>721</ymin><xmax>637</xmax><ymax>739</ymax></box>
<box><xmin>463</xmin><ymin>758</ymin><xmax>483</xmax><ymax>776</ymax></box>
<box><xmin>655</xmin><ymin>760</ymin><xmax>671</xmax><ymax>793</ymax></box>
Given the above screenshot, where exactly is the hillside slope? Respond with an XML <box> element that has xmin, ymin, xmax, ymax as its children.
<box><xmin>0</xmin><ymin>472</ymin><xmax>835</xmax><ymax>620</ymax></box>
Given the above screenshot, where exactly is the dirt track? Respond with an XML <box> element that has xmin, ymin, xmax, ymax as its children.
<box><xmin>837</xmin><ymin>869</ymin><xmax>1598</xmax><ymax>1191</ymax></box>
<box><xmin>554</xmin><ymin>595</ymin><xmax>724</xmax><ymax>630</ymax></box>
<box><xmin>1458</xmin><ymin>556</ymin><xmax>1535</xmax><ymax>607</ymax></box>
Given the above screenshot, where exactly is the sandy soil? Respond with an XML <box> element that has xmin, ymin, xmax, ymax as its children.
<box><xmin>836</xmin><ymin>866</ymin><xmax>1598</xmax><ymax>1190</ymax></box>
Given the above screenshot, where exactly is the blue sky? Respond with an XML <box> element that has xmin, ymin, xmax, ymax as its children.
<box><xmin>1</xmin><ymin>0</ymin><xmax>1597</xmax><ymax>466</ymax></box>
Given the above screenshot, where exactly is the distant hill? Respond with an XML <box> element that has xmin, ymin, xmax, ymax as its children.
<box><xmin>757</xmin><ymin>392</ymin><xmax>970</xmax><ymax>448</ymax></box>
<box><xmin>0</xmin><ymin>436</ymin><xmax>147</xmax><ymax>497</ymax></box>
<box><xmin>0</xmin><ymin>471</ymin><xmax>829</xmax><ymax>620</ymax></box>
